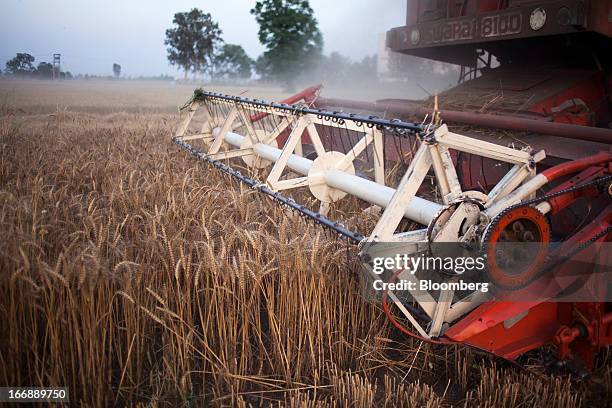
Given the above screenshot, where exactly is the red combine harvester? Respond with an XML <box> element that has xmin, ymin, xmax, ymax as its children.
<box><xmin>173</xmin><ymin>0</ymin><xmax>612</xmax><ymax>372</ymax></box>
<box><xmin>351</xmin><ymin>0</ymin><xmax>612</xmax><ymax>370</ymax></box>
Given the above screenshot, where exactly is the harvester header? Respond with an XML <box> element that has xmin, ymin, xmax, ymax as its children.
<box><xmin>172</xmin><ymin>85</ymin><xmax>611</xmax><ymax>368</ymax></box>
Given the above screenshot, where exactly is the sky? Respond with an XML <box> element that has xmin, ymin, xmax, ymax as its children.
<box><xmin>0</xmin><ymin>0</ymin><xmax>406</xmax><ymax>77</ymax></box>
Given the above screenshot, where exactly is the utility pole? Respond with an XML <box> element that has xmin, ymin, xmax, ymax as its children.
<box><xmin>52</xmin><ymin>54</ymin><xmax>61</xmax><ymax>80</ymax></box>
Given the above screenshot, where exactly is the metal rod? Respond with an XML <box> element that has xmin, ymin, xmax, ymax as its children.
<box><xmin>218</xmin><ymin>129</ymin><xmax>442</xmax><ymax>225</ymax></box>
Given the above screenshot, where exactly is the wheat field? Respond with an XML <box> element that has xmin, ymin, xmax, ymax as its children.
<box><xmin>0</xmin><ymin>79</ymin><xmax>609</xmax><ymax>406</ymax></box>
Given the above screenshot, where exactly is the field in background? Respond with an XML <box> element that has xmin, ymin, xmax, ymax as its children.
<box><xmin>0</xmin><ymin>80</ymin><xmax>290</xmax><ymax>114</ymax></box>
<box><xmin>0</xmin><ymin>78</ymin><xmax>438</xmax><ymax>116</ymax></box>
<box><xmin>0</xmin><ymin>79</ymin><xmax>609</xmax><ymax>406</ymax></box>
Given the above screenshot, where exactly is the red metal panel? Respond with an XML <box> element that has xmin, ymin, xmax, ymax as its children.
<box><xmin>249</xmin><ymin>85</ymin><xmax>321</xmax><ymax>123</ymax></box>
<box><xmin>479</xmin><ymin>0</ymin><xmax>500</xmax><ymax>13</ymax></box>
<box><xmin>589</xmin><ymin>0</ymin><xmax>612</xmax><ymax>38</ymax></box>
<box><xmin>528</xmin><ymin>73</ymin><xmax>608</xmax><ymax>126</ymax></box>
<box><xmin>445</xmin><ymin>202</ymin><xmax>611</xmax><ymax>363</ymax></box>
<box><xmin>444</xmin><ymin>301</ymin><xmax>566</xmax><ymax>359</ymax></box>
<box><xmin>389</xmin><ymin>0</ymin><xmax>604</xmax><ymax>54</ymax></box>
<box><xmin>407</xmin><ymin>0</ymin><xmax>419</xmax><ymax>25</ymax></box>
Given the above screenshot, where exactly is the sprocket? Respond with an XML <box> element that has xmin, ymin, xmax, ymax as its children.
<box><xmin>481</xmin><ymin>206</ymin><xmax>551</xmax><ymax>290</ymax></box>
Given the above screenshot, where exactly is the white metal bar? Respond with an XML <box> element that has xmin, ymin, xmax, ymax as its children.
<box><xmin>175</xmin><ymin>102</ymin><xmax>198</xmax><ymax>138</ymax></box>
<box><xmin>435</xmin><ymin>125</ymin><xmax>532</xmax><ymax>165</ymax></box>
<box><xmin>263</xmin><ymin>118</ymin><xmax>291</xmax><ymax>144</ymax></box>
<box><xmin>306</xmin><ymin>123</ymin><xmax>326</xmax><ymax>157</ymax></box>
<box><xmin>338</xmin><ymin>131</ymin><xmax>374</xmax><ymax>171</ymax></box>
<box><xmin>224</xmin><ymin>131</ymin><xmax>312</xmax><ymax>174</ymax></box>
<box><xmin>179</xmin><ymin>133</ymin><xmax>213</xmax><ymax>141</ymax></box>
<box><xmin>199</xmin><ymin>104</ymin><xmax>213</xmax><ymax>134</ymax></box>
<box><xmin>274</xmin><ymin>177</ymin><xmax>309</xmax><ymax>191</ymax></box>
<box><xmin>208</xmin><ymin>148</ymin><xmax>254</xmax><ymax>160</ymax></box>
<box><xmin>428</xmin><ymin>144</ymin><xmax>451</xmax><ymax>201</ymax></box>
<box><xmin>429</xmin><ymin>288</ymin><xmax>454</xmax><ymax>337</ymax></box>
<box><xmin>445</xmin><ymin>291</ymin><xmax>489</xmax><ymax>322</ymax></box>
<box><xmin>237</xmin><ymin>107</ymin><xmax>260</xmax><ymax>144</ymax></box>
<box><xmin>266</xmin><ymin>117</ymin><xmax>308</xmax><ymax>190</ymax></box>
<box><xmin>486</xmin><ymin>163</ymin><xmax>533</xmax><ymax>207</ymax></box>
<box><xmin>390</xmin><ymin>293</ymin><xmax>429</xmax><ymax>337</ymax></box>
<box><xmin>485</xmin><ymin>173</ymin><xmax>549</xmax><ymax>217</ymax></box>
<box><xmin>294</xmin><ymin>140</ymin><xmax>303</xmax><ymax>156</ymax></box>
<box><xmin>373</xmin><ymin>128</ymin><xmax>384</xmax><ymax>185</ymax></box>
<box><xmin>535</xmin><ymin>201</ymin><xmax>552</xmax><ymax>214</ymax></box>
<box><xmin>209</xmin><ymin>106</ymin><xmax>238</xmax><ymax>154</ymax></box>
<box><xmin>319</xmin><ymin>201</ymin><xmax>330</xmax><ymax>216</ymax></box>
<box><xmin>325</xmin><ymin>170</ymin><xmax>440</xmax><ymax>226</ymax></box>
<box><xmin>368</xmin><ymin>144</ymin><xmax>433</xmax><ymax>240</ymax></box>
<box><xmin>439</xmin><ymin>145</ymin><xmax>461</xmax><ymax>201</ymax></box>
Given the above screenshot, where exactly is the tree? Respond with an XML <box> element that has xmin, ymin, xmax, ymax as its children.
<box><xmin>213</xmin><ymin>44</ymin><xmax>253</xmax><ymax>79</ymax></box>
<box><xmin>316</xmin><ymin>52</ymin><xmax>352</xmax><ymax>83</ymax></box>
<box><xmin>348</xmin><ymin>55</ymin><xmax>377</xmax><ymax>79</ymax></box>
<box><xmin>254</xmin><ymin>54</ymin><xmax>273</xmax><ymax>79</ymax></box>
<box><xmin>251</xmin><ymin>0</ymin><xmax>322</xmax><ymax>87</ymax></box>
<box><xmin>165</xmin><ymin>8</ymin><xmax>223</xmax><ymax>80</ymax></box>
<box><xmin>5</xmin><ymin>53</ymin><xmax>36</xmax><ymax>76</ymax></box>
<box><xmin>113</xmin><ymin>63</ymin><xmax>121</xmax><ymax>78</ymax></box>
<box><xmin>36</xmin><ymin>62</ymin><xmax>53</xmax><ymax>79</ymax></box>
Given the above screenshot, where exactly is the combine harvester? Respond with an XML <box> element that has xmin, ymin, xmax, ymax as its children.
<box><xmin>173</xmin><ymin>0</ymin><xmax>612</xmax><ymax>371</ymax></box>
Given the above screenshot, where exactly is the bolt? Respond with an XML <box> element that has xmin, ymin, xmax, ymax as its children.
<box><xmin>523</xmin><ymin>231</ymin><xmax>535</xmax><ymax>242</ymax></box>
<box><xmin>512</xmin><ymin>221</ymin><xmax>525</xmax><ymax>233</ymax></box>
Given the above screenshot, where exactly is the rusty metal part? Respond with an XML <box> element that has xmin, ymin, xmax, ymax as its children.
<box><xmin>315</xmin><ymin>97</ymin><xmax>612</xmax><ymax>144</ymax></box>
<box><xmin>555</xmin><ymin>304</ymin><xmax>612</xmax><ymax>369</ymax></box>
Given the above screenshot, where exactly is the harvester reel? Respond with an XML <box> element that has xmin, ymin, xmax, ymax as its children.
<box><xmin>482</xmin><ymin>206</ymin><xmax>551</xmax><ymax>290</ymax></box>
<box><xmin>173</xmin><ymin>89</ymin><xmax>555</xmax><ymax>342</ymax></box>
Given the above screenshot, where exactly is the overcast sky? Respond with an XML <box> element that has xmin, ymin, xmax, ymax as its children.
<box><xmin>0</xmin><ymin>0</ymin><xmax>406</xmax><ymax>76</ymax></box>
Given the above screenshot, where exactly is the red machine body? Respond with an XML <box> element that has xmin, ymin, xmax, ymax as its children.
<box><xmin>380</xmin><ymin>0</ymin><xmax>612</xmax><ymax>369</ymax></box>
<box><xmin>255</xmin><ymin>2</ymin><xmax>612</xmax><ymax>369</ymax></box>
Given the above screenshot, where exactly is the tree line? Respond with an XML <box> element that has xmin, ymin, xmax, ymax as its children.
<box><xmin>2</xmin><ymin>55</ymin><xmax>130</xmax><ymax>80</ymax></box>
<box><xmin>2</xmin><ymin>53</ymin><xmax>72</xmax><ymax>79</ymax></box>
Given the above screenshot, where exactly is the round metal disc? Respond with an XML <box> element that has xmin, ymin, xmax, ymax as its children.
<box><xmin>308</xmin><ymin>151</ymin><xmax>355</xmax><ymax>203</ymax></box>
